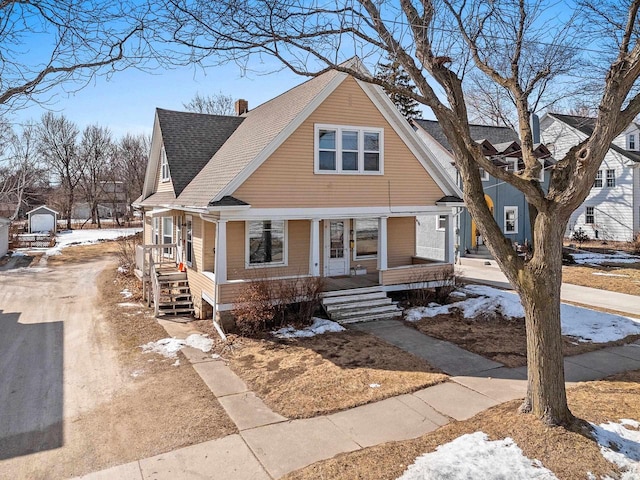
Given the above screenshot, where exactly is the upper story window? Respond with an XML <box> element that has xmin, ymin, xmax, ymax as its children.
<box><xmin>479</xmin><ymin>168</ymin><xmax>489</xmax><ymax>181</ymax></box>
<box><xmin>606</xmin><ymin>169</ymin><xmax>616</xmax><ymax>188</ymax></box>
<box><xmin>629</xmin><ymin>134</ymin><xmax>636</xmax><ymax>150</ymax></box>
<box><xmin>504</xmin><ymin>206</ymin><xmax>518</xmax><ymax>234</ymax></box>
<box><xmin>585</xmin><ymin>206</ymin><xmax>595</xmax><ymax>224</ymax></box>
<box><xmin>161</xmin><ymin>147</ymin><xmax>170</xmax><ymax>182</ymax></box>
<box><xmin>315</xmin><ymin>124</ymin><xmax>383</xmax><ymax>174</ymax></box>
<box><xmin>593</xmin><ymin>170</ymin><xmax>603</xmax><ymax>188</ymax></box>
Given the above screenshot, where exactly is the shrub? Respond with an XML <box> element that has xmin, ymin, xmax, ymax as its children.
<box><xmin>407</xmin><ymin>267</ymin><xmax>460</xmax><ymax>306</ymax></box>
<box><xmin>115</xmin><ymin>233</ymin><xmax>140</xmax><ymax>276</ymax></box>
<box><xmin>232</xmin><ymin>280</ymin><xmax>275</xmax><ymax>336</ymax></box>
<box><xmin>571</xmin><ymin>227</ymin><xmax>590</xmax><ymax>247</ymax></box>
<box><xmin>631</xmin><ymin>234</ymin><xmax>640</xmax><ymax>255</ymax></box>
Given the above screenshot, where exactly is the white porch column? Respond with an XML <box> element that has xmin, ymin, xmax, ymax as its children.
<box><xmin>378</xmin><ymin>216</ymin><xmax>388</xmax><ymax>271</ymax></box>
<box><xmin>445</xmin><ymin>213</ymin><xmax>455</xmax><ymax>263</ymax></box>
<box><xmin>310</xmin><ymin>219</ymin><xmax>320</xmax><ymax>277</ymax></box>
<box><xmin>215</xmin><ymin>220</ymin><xmax>227</xmax><ymax>283</ymax></box>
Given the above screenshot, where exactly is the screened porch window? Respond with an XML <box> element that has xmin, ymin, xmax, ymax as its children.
<box><xmin>247</xmin><ymin>220</ymin><xmax>287</xmax><ymax>266</ymax></box>
<box><xmin>354</xmin><ymin>218</ymin><xmax>378</xmax><ymax>259</ymax></box>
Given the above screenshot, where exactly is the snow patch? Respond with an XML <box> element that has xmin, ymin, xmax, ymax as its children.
<box><xmin>572</xmin><ymin>251</ymin><xmax>640</xmax><ymax>265</ymax></box>
<box><xmin>398</xmin><ymin>432</ymin><xmax>557</xmax><ymax>480</ymax></box>
<box><xmin>117</xmin><ymin>266</ymin><xmax>129</xmax><ymax>274</ymax></box>
<box><xmin>171</xmin><ymin>359</ymin><xmax>180</xmax><ymax>367</ymax></box>
<box><xmin>405</xmin><ymin>285</ymin><xmax>640</xmax><ymax>343</ymax></box>
<box><xmin>272</xmin><ymin>317</ymin><xmax>345</xmax><ymax>339</ymax></box>
<box><xmin>140</xmin><ymin>333</ymin><xmax>213</xmax><ymax>358</ymax></box>
<box><xmin>117</xmin><ymin>302</ymin><xmax>139</xmax><ymax>308</ymax></box>
<box><xmin>592</xmin><ymin>272</ymin><xmax>630</xmax><ymax>278</ymax></box>
<box><xmin>44</xmin><ymin>227</ymin><xmax>141</xmax><ymax>256</ymax></box>
<box><xmin>592</xmin><ymin>419</ymin><xmax>640</xmax><ymax>479</ymax></box>
<box><xmin>369</xmin><ymin>383</ymin><xmax>381</xmax><ymax>388</ymax></box>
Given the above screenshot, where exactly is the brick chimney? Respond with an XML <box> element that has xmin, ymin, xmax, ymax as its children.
<box><xmin>235</xmin><ymin>99</ymin><xmax>248</xmax><ymax>116</ymax></box>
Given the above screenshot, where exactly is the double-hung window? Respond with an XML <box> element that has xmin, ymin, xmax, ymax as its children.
<box><xmin>247</xmin><ymin>220</ymin><xmax>287</xmax><ymax>266</ymax></box>
<box><xmin>161</xmin><ymin>147</ymin><xmax>170</xmax><ymax>182</ymax></box>
<box><xmin>162</xmin><ymin>217</ymin><xmax>173</xmax><ymax>256</ymax></box>
<box><xmin>606</xmin><ymin>169</ymin><xmax>616</xmax><ymax>188</ymax></box>
<box><xmin>593</xmin><ymin>170</ymin><xmax>603</xmax><ymax>188</ymax></box>
<box><xmin>315</xmin><ymin>125</ymin><xmax>383</xmax><ymax>174</ymax></box>
<box><xmin>436</xmin><ymin>215</ymin><xmax>447</xmax><ymax>231</ymax></box>
<box><xmin>504</xmin><ymin>207</ymin><xmax>518</xmax><ymax>234</ymax></box>
<box><xmin>586</xmin><ymin>206</ymin><xmax>595</xmax><ymax>224</ymax></box>
<box><xmin>354</xmin><ymin>218</ymin><xmax>378</xmax><ymax>259</ymax></box>
<box><xmin>629</xmin><ymin>134</ymin><xmax>636</xmax><ymax>150</ymax></box>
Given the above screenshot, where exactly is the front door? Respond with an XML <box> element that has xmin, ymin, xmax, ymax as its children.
<box><xmin>325</xmin><ymin>219</ymin><xmax>349</xmax><ymax>276</ymax></box>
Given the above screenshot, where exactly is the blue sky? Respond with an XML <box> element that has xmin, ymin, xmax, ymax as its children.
<box><xmin>11</xmin><ymin>61</ymin><xmax>313</xmax><ymax>138</ymax></box>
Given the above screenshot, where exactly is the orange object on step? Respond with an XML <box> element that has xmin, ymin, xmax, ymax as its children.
<box><xmin>178</xmin><ymin>262</ymin><xmax>185</xmax><ymax>272</ymax></box>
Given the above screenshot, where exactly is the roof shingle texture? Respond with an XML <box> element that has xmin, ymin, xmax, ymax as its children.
<box><xmin>157</xmin><ymin>109</ymin><xmax>245</xmax><ymax>196</ymax></box>
<box><xmin>549</xmin><ymin>113</ymin><xmax>640</xmax><ymax>163</ymax></box>
<box><xmin>177</xmin><ymin>70</ymin><xmax>342</xmax><ymax>207</ymax></box>
<box><xmin>414</xmin><ymin>119</ymin><xmax>519</xmax><ymax>151</ymax></box>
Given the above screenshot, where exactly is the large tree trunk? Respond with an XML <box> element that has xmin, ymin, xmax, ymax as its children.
<box><xmin>517</xmin><ymin>213</ymin><xmax>574</xmax><ymax>425</ymax></box>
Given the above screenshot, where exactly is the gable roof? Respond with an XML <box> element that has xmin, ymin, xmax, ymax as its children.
<box><xmin>548</xmin><ymin>113</ymin><xmax>640</xmax><ymax>163</ymax></box>
<box><xmin>176</xmin><ymin>69</ymin><xmax>344</xmax><ymax>207</ymax></box>
<box><xmin>156</xmin><ymin>109</ymin><xmax>245</xmax><ymax>196</ymax></box>
<box><xmin>414</xmin><ymin>119</ymin><xmax>519</xmax><ymax>153</ymax></box>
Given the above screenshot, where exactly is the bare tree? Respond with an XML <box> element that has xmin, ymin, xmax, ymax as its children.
<box><xmin>37</xmin><ymin>112</ymin><xmax>81</xmax><ymax>229</ymax></box>
<box><xmin>0</xmin><ymin>0</ymin><xmax>158</xmax><ymax>113</ymax></box>
<box><xmin>183</xmin><ymin>92</ymin><xmax>236</xmax><ymax>115</ymax></box>
<box><xmin>79</xmin><ymin>124</ymin><xmax>114</xmax><ymax>228</ymax></box>
<box><xmin>163</xmin><ymin>0</ymin><xmax>640</xmax><ymax>426</ymax></box>
<box><xmin>113</xmin><ymin>133</ymin><xmax>149</xmax><ymax>217</ymax></box>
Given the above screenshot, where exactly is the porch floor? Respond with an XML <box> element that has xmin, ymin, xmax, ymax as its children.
<box><xmin>323</xmin><ymin>272</ymin><xmax>379</xmax><ymax>291</ymax></box>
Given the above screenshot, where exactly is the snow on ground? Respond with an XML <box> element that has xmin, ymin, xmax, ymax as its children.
<box><xmin>397</xmin><ymin>432</ymin><xmax>558</xmax><ymax>480</ymax></box>
<box><xmin>591</xmin><ymin>419</ymin><xmax>640</xmax><ymax>479</ymax></box>
<box><xmin>572</xmin><ymin>251</ymin><xmax>640</xmax><ymax>265</ymax></box>
<box><xmin>272</xmin><ymin>317</ymin><xmax>345</xmax><ymax>339</ymax></box>
<box><xmin>406</xmin><ymin>285</ymin><xmax>640</xmax><ymax>343</ymax></box>
<box><xmin>592</xmin><ymin>272</ymin><xmax>630</xmax><ymax>277</ymax></box>
<box><xmin>44</xmin><ymin>227</ymin><xmax>141</xmax><ymax>256</ymax></box>
<box><xmin>140</xmin><ymin>333</ymin><xmax>214</xmax><ymax>358</ymax></box>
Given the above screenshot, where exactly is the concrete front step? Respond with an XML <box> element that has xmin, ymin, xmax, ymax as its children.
<box><xmin>331</xmin><ymin>305</ymin><xmax>402</xmax><ymax>321</ymax></box>
<box><xmin>325</xmin><ymin>297</ymin><xmax>392</xmax><ymax>313</ymax></box>
<box><xmin>338</xmin><ymin>311</ymin><xmax>402</xmax><ymax>324</ymax></box>
<box><xmin>322</xmin><ymin>291</ymin><xmax>388</xmax><ymax>305</ymax></box>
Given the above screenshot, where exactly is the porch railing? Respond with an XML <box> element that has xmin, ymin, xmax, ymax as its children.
<box><xmin>379</xmin><ymin>262</ymin><xmax>454</xmax><ymax>286</ymax></box>
<box><xmin>135</xmin><ymin>243</ymin><xmax>177</xmax><ymax>278</ymax></box>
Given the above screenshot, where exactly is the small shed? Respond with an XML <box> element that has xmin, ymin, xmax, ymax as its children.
<box><xmin>0</xmin><ymin>217</ymin><xmax>9</xmax><ymax>257</ymax></box>
<box><xmin>27</xmin><ymin>206</ymin><xmax>58</xmax><ymax>233</ymax></box>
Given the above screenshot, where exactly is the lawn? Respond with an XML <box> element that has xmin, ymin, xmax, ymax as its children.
<box><xmin>283</xmin><ymin>370</ymin><xmax>640</xmax><ymax>480</ymax></box>
<box><xmin>562</xmin><ymin>264</ymin><xmax>640</xmax><ymax>297</ymax></box>
<box><xmin>194</xmin><ymin>321</ymin><xmax>448</xmax><ymax>419</ymax></box>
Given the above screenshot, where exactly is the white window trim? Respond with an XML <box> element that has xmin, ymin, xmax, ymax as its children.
<box><xmin>538</xmin><ymin>159</ymin><xmax>545</xmax><ymax>183</ymax></box>
<box><xmin>586</xmin><ymin>206</ymin><xmax>595</xmax><ymax>224</ymax></box>
<box><xmin>479</xmin><ymin>168</ymin><xmax>490</xmax><ymax>181</ymax></box>
<box><xmin>594</xmin><ymin>170</ymin><xmax>603</xmax><ymax>188</ymax></box>
<box><xmin>504</xmin><ymin>206</ymin><xmax>518</xmax><ymax>234</ymax></box>
<box><xmin>160</xmin><ymin>147</ymin><xmax>170</xmax><ymax>182</ymax></box>
<box><xmin>314</xmin><ymin>124</ymin><xmax>384</xmax><ymax>175</ymax></box>
<box><xmin>245</xmin><ymin>220</ymin><xmax>289</xmax><ymax>268</ymax></box>
<box><xmin>152</xmin><ymin>217</ymin><xmax>160</xmax><ymax>245</ymax></box>
<box><xmin>606</xmin><ymin>169</ymin><xmax>616</xmax><ymax>188</ymax></box>
<box><xmin>436</xmin><ymin>215</ymin><xmax>447</xmax><ymax>231</ymax></box>
<box><xmin>185</xmin><ymin>215</ymin><xmax>193</xmax><ymax>267</ymax></box>
<box><xmin>353</xmin><ymin>218</ymin><xmax>379</xmax><ymax>261</ymax></box>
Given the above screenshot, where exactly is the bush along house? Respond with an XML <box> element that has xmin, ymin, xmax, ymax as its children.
<box><xmin>133</xmin><ymin>58</ymin><xmax>463</xmax><ymax>330</ymax></box>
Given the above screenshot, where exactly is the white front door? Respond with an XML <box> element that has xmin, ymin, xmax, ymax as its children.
<box><xmin>324</xmin><ymin>219</ymin><xmax>349</xmax><ymax>276</ymax></box>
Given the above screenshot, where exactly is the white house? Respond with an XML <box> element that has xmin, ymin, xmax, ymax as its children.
<box><xmin>541</xmin><ymin>113</ymin><xmax>640</xmax><ymax>242</ymax></box>
<box><xmin>0</xmin><ymin>217</ymin><xmax>10</xmax><ymax>257</ymax></box>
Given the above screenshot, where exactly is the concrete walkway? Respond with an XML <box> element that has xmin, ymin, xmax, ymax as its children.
<box><xmin>76</xmin><ymin>312</ymin><xmax>640</xmax><ymax>480</ymax></box>
<box><xmin>457</xmin><ymin>257</ymin><xmax>640</xmax><ymax>317</ymax></box>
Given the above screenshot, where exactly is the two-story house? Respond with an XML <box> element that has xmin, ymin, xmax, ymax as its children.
<box><xmin>541</xmin><ymin>113</ymin><xmax>640</xmax><ymax>242</ymax></box>
<box><xmin>133</xmin><ymin>60</ymin><xmax>463</xmax><ymax>326</ymax></box>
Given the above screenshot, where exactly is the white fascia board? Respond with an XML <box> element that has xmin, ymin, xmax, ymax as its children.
<box><xmin>218</xmin><ymin>205</ymin><xmax>451</xmax><ymax>221</ymax></box>
<box><xmin>212</xmin><ymin>72</ymin><xmax>349</xmax><ymax>202</ymax></box>
<box><xmin>355</xmin><ymin>79</ymin><xmax>463</xmax><ymax>198</ymax></box>
<box><xmin>141</xmin><ymin>113</ymin><xmax>163</xmax><ymax>199</ymax></box>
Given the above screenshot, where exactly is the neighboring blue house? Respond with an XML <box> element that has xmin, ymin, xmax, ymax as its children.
<box><xmin>413</xmin><ymin>119</ymin><xmax>552</xmax><ymax>258</ymax></box>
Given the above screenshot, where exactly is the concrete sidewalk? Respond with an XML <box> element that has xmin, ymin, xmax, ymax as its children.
<box><xmin>457</xmin><ymin>257</ymin><xmax>640</xmax><ymax>317</ymax></box>
<box><xmin>76</xmin><ymin>315</ymin><xmax>640</xmax><ymax>480</ymax></box>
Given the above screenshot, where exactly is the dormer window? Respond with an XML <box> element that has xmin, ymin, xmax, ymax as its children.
<box><xmin>629</xmin><ymin>134</ymin><xmax>636</xmax><ymax>150</ymax></box>
<box><xmin>315</xmin><ymin>124</ymin><xmax>383</xmax><ymax>174</ymax></box>
<box><xmin>161</xmin><ymin>147</ymin><xmax>170</xmax><ymax>182</ymax></box>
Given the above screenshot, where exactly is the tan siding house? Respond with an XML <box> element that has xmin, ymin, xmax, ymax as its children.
<box><xmin>134</xmin><ymin>59</ymin><xmax>463</xmax><ymax>322</ymax></box>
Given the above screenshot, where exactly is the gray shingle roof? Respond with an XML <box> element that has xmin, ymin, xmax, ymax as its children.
<box><xmin>177</xmin><ymin>69</ymin><xmax>342</xmax><ymax>207</ymax></box>
<box><xmin>414</xmin><ymin>119</ymin><xmax>519</xmax><ymax>152</ymax></box>
<box><xmin>549</xmin><ymin>113</ymin><xmax>640</xmax><ymax>163</ymax></box>
<box><xmin>156</xmin><ymin>109</ymin><xmax>245</xmax><ymax>196</ymax></box>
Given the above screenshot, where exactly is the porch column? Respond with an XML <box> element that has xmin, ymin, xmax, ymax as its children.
<box><xmin>445</xmin><ymin>213</ymin><xmax>455</xmax><ymax>263</ymax></box>
<box><xmin>310</xmin><ymin>219</ymin><xmax>320</xmax><ymax>277</ymax></box>
<box><xmin>215</xmin><ymin>220</ymin><xmax>227</xmax><ymax>283</ymax></box>
<box><xmin>378</xmin><ymin>216</ymin><xmax>388</xmax><ymax>271</ymax></box>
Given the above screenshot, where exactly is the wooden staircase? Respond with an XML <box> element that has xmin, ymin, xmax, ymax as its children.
<box><xmin>153</xmin><ymin>269</ymin><xmax>194</xmax><ymax>317</ymax></box>
<box><xmin>321</xmin><ymin>286</ymin><xmax>402</xmax><ymax>324</ymax></box>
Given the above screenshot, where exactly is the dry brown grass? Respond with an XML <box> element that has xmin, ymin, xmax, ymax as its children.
<box><xmin>45</xmin><ymin>240</ymin><xmax>122</xmax><ymax>266</ymax></box>
<box><xmin>562</xmin><ymin>264</ymin><xmax>640</xmax><ymax>296</ymax></box>
<box><xmin>410</xmin><ymin>311</ymin><xmax>640</xmax><ymax>368</ymax></box>
<box><xmin>202</xmin><ymin>330</ymin><xmax>447</xmax><ymax>419</ymax></box>
<box><xmin>284</xmin><ymin>371</ymin><xmax>640</xmax><ymax>480</ymax></box>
